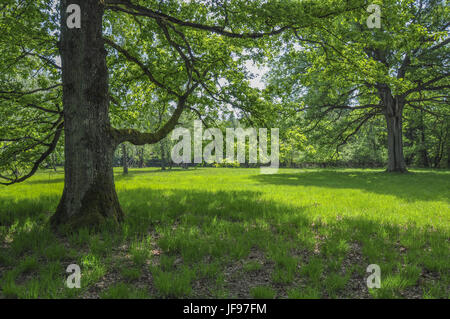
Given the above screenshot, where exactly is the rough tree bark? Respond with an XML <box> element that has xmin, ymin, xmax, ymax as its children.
<box><xmin>379</xmin><ymin>86</ymin><xmax>408</xmax><ymax>172</ymax></box>
<box><xmin>50</xmin><ymin>1</ymin><xmax>124</xmax><ymax>229</ymax></box>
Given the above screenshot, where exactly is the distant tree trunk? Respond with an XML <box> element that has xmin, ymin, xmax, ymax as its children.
<box><xmin>447</xmin><ymin>138</ymin><xmax>450</xmax><ymax>168</ymax></box>
<box><xmin>380</xmin><ymin>87</ymin><xmax>407</xmax><ymax>172</ymax></box>
<box><xmin>168</xmin><ymin>151</ymin><xmax>173</xmax><ymax>170</ymax></box>
<box><xmin>370</xmin><ymin>124</ymin><xmax>378</xmax><ymax>165</ymax></box>
<box><xmin>138</xmin><ymin>146</ymin><xmax>144</xmax><ymax>168</ymax></box>
<box><xmin>51</xmin><ymin>153</ymin><xmax>57</xmax><ymax>171</ymax></box>
<box><xmin>122</xmin><ymin>143</ymin><xmax>128</xmax><ymax>174</ymax></box>
<box><xmin>433</xmin><ymin>126</ymin><xmax>446</xmax><ymax>168</ymax></box>
<box><xmin>51</xmin><ymin>1</ymin><xmax>124</xmax><ymax>229</ymax></box>
<box><xmin>418</xmin><ymin>110</ymin><xmax>429</xmax><ymax>167</ymax></box>
<box><xmin>447</xmin><ymin>123</ymin><xmax>450</xmax><ymax>169</ymax></box>
<box><xmin>160</xmin><ymin>141</ymin><xmax>166</xmax><ymax>170</ymax></box>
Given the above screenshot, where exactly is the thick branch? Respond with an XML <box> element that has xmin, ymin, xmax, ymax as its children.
<box><xmin>106</xmin><ymin>1</ymin><xmax>291</xmax><ymax>39</ymax></box>
<box><xmin>111</xmin><ymin>95</ymin><xmax>188</xmax><ymax>146</ymax></box>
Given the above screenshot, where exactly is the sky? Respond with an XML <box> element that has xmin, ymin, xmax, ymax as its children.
<box><xmin>245</xmin><ymin>60</ymin><xmax>269</xmax><ymax>90</ymax></box>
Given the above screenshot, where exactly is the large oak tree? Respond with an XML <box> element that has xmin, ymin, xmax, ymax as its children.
<box><xmin>266</xmin><ymin>0</ymin><xmax>449</xmax><ymax>172</ymax></box>
<box><xmin>0</xmin><ymin>0</ymin><xmax>363</xmax><ymax>228</ymax></box>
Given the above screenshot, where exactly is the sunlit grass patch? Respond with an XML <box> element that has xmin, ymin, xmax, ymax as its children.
<box><xmin>151</xmin><ymin>266</ymin><xmax>195</xmax><ymax>298</ymax></box>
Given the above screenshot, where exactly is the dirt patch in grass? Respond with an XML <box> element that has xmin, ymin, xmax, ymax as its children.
<box><xmin>80</xmin><ymin>243</ymin><xmax>160</xmax><ymax>299</ymax></box>
<box><xmin>338</xmin><ymin>242</ymin><xmax>371</xmax><ymax>299</ymax></box>
<box><xmin>399</xmin><ymin>267</ymin><xmax>443</xmax><ymax>299</ymax></box>
<box><xmin>222</xmin><ymin>248</ymin><xmax>275</xmax><ymax>298</ymax></box>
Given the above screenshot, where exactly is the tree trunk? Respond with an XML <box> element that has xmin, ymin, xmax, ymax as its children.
<box><xmin>160</xmin><ymin>141</ymin><xmax>166</xmax><ymax>170</ymax></box>
<box><xmin>447</xmin><ymin>139</ymin><xmax>450</xmax><ymax>169</ymax></box>
<box><xmin>52</xmin><ymin>153</ymin><xmax>57</xmax><ymax>171</ymax></box>
<box><xmin>418</xmin><ymin>110</ymin><xmax>429</xmax><ymax>167</ymax></box>
<box><xmin>434</xmin><ymin>128</ymin><xmax>444</xmax><ymax>168</ymax></box>
<box><xmin>447</xmin><ymin>123</ymin><xmax>450</xmax><ymax>169</ymax></box>
<box><xmin>122</xmin><ymin>143</ymin><xmax>128</xmax><ymax>174</ymax></box>
<box><xmin>138</xmin><ymin>147</ymin><xmax>144</xmax><ymax>168</ymax></box>
<box><xmin>384</xmin><ymin>95</ymin><xmax>407</xmax><ymax>172</ymax></box>
<box><xmin>50</xmin><ymin>1</ymin><xmax>124</xmax><ymax>229</ymax></box>
<box><xmin>168</xmin><ymin>152</ymin><xmax>173</xmax><ymax>170</ymax></box>
<box><xmin>378</xmin><ymin>85</ymin><xmax>407</xmax><ymax>172</ymax></box>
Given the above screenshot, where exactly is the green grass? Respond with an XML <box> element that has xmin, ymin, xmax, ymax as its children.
<box><xmin>100</xmin><ymin>283</ymin><xmax>149</xmax><ymax>299</ymax></box>
<box><xmin>250</xmin><ymin>286</ymin><xmax>276</xmax><ymax>298</ymax></box>
<box><xmin>120</xmin><ymin>267</ymin><xmax>141</xmax><ymax>281</ymax></box>
<box><xmin>243</xmin><ymin>260</ymin><xmax>263</xmax><ymax>272</ymax></box>
<box><xmin>151</xmin><ymin>265</ymin><xmax>195</xmax><ymax>298</ymax></box>
<box><xmin>0</xmin><ymin>167</ymin><xmax>449</xmax><ymax>299</ymax></box>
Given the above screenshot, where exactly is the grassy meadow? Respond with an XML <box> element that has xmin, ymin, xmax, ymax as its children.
<box><xmin>0</xmin><ymin>167</ymin><xmax>449</xmax><ymax>299</ymax></box>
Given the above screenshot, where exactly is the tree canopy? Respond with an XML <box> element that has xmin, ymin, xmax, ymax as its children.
<box><xmin>0</xmin><ymin>0</ymin><xmax>448</xmax><ymax>227</ymax></box>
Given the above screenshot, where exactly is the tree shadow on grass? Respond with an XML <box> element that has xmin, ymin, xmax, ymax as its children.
<box><xmin>114</xmin><ymin>167</ymin><xmax>198</xmax><ymax>182</ymax></box>
<box><xmin>115</xmin><ymin>187</ymin><xmax>450</xmax><ymax>296</ymax></box>
<box><xmin>103</xmin><ymin>187</ymin><xmax>450</xmax><ymax>298</ymax></box>
<box><xmin>0</xmin><ymin>195</ymin><xmax>60</xmax><ymax>227</ymax></box>
<box><xmin>25</xmin><ymin>167</ymin><xmax>196</xmax><ymax>185</ymax></box>
<box><xmin>26</xmin><ymin>177</ymin><xmax>64</xmax><ymax>185</ymax></box>
<box><xmin>1</xmin><ymin>186</ymin><xmax>448</xmax><ymax>298</ymax></box>
<box><xmin>250</xmin><ymin>170</ymin><xmax>450</xmax><ymax>203</ymax></box>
